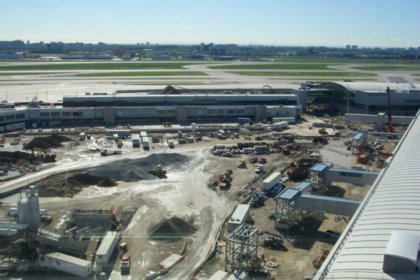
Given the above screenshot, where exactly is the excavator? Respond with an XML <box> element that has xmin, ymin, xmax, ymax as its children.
<box><xmin>149</xmin><ymin>164</ymin><xmax>167</xmax><ymax>178</ymax></box>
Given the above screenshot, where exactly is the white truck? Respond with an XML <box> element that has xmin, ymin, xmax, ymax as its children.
<box><xmin>132</xmin><ymin>134</ymin><xmax>140</xmax><ymax>148</ymax></box>
<box><xmin>261</xmin><ymin>171</ymin><xmax>282</xmax><ymax>191</ymax></box>
<box><xmin>142</xmin><ymin>136</ymin><xmax>150</xmax><ymax>150</ymax></box>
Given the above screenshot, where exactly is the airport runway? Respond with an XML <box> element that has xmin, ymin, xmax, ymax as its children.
<box><xmin>0</xmin><ymin>61</ymin><xmax>419</xmax><ymax>102</ymax></box>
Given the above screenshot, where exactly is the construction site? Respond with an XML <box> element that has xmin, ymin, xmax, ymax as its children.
<box><xmin>0</xmin><ymin>101</ymin><xmax>406</xmax><ymax>280</ymax></box>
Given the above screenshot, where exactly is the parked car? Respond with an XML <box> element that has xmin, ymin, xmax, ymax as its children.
<box><xmin>258</xmin><ymin>158</ymin><xmax>267</xmax><ymax>164</ymax></box>
<box><xmin>255</xmin><ymin>166</ymin><xmax>264</xmax><ymax>174</ymax></box>
<box><xmin>249</xmin><ymin>157</ymin><xmax>258</xmax><ymax>163</ymax></box>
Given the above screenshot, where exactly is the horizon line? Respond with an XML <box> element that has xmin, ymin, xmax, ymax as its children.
<box><xmin>1</xmin><ymin>38</ymin><xmax>419</xmax><ymax>50</ymax></box>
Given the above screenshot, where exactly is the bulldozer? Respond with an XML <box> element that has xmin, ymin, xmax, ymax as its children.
<box><xmin>149</xmin><ymin>164</ymin><xmax>167</xmax><ymax>179</ymax></box>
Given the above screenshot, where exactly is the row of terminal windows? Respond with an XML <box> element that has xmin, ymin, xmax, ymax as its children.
<box><xmin>0</xmin><ymin>113</ymin><xmax>26</xmax><ymax>122</ymax></box>
<box><xmin>207</xmin><ymin>109</ymin><xmax>245</xmax><ymax>114</ymax></box>
<box><xmin>40</xmin><ymin>111</ymin><xmax>81</xmax><ymax>117</ymax></box>
<box><xmin>338</xmin><ymin>172</ymin><xmax>363</xmax><ymax>178</ymax></box>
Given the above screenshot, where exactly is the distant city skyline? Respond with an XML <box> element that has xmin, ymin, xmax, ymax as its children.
<box><xmin>1</xmin><ymin>0</ymin><xmax>419</xmax><ymax>48</ymax></box>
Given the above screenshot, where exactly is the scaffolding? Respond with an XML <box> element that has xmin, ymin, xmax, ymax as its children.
<box><xmin>225</xmin><ymin>224</ymin><xmax>259</xmax><ymax>272</ymax></box>
<box><xmin>309</xmin><ymin>163</ymin><xmax>331</xmax><ymax>192</ymax></box>
<box><xmin>274</xmin><ymin>188</ymin><xmax>300</xmax><ymax>223</ymax></box>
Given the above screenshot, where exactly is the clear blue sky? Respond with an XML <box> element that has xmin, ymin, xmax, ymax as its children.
<box><xmin>1</xmin><ymin>0</ymin><xmax>419</xmax><ymax>47</ymax></box>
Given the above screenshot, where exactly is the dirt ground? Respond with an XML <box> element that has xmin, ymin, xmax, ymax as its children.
<box><xmin>0</xmin><ymin>116</ymin><xmax>402</xmax><ymax>280</ymax></box>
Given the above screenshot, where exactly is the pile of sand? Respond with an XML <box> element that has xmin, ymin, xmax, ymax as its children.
<box><xmin>87</xmin><ymin>153</ymin><xmax>190</xmax><ymax>182</ymax></box>
<box><xmin>24</xmin><ymin>134</ymin><xmax>71</xmax><ymax>150</ymax></box>
<box><xmin>149</xmin><ymin>217</ymin><xmax>197</xmax><ymax>240</ymax></box>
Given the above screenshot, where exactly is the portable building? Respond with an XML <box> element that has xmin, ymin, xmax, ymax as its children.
<box><xmin>227</xmin><ymin>204</ymin><xmax>250</xmax><ymax>232</ymax></box>
<box><xmin>39</xmin><ymin>252</ymin><xmax>92</xmax><ymax>278</ymax></box>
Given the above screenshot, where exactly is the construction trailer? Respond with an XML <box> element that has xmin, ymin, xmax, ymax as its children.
<box><xmin>261</xmin><ymin>171</ymin><xmax>282</xmax><ymax>192</ymax></box>
<box><xmin>132</xmin><ymin>133</ymin><xmax>140</xmax><ymax>148</ymax></box>
<box><xmin>39</xmin><ymin>252</ymin><xmax>92</xmax><ymax>278</ymax></box>
<box><xmin>227</xmin><ymin>204</ymin><xmax>251</xmax><ymax>232</ymax></box>
<box><xmin>94</xmin><ymin>231</ymin><xmax>120</xmax><ymax>272</ymax></box>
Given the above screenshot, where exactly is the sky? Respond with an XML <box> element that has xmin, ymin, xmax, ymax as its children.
<box><xmin>1</xmin><ymin>0</ymin><xmax>419</xmax><ymax>48</ymax></box>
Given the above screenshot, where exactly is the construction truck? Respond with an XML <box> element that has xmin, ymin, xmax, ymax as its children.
<box><xmin>149</xmin><ymin>164</ymin><xmax>167</xmax><ymax>178</ymax></box>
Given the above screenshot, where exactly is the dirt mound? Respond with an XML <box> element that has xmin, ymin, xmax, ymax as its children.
<box><xmin>87</xmin><ymin>153</ymin><xmax>190</xmax><ymax>182</ymax></box>
<box><xmin>37</xmin><ymin>174</ymin><xmax>85</xmax><ymax>197</ymax></box>
<box><xmin>24</xmin><ymin>134</ymin><xmax>71</xmax><ymax>150</ymax></box>
<box><xmin>149</xmin><ymin>217</ymin><xmax>197</xmax><ymax>240</ymax></box>
<box><xmin>0</xmin><ymin>151</ymin><xmax>32</xmax><ymax>163</ymax></box>
<box><xmin>35</xmin><ymin>153</ymin><xmax>190</xmax><ymax>197</ymax></box>
<box><xmin>73</xmin><ymin>173</ymin><xmax>116</xmax><ymax>187</ymax></box>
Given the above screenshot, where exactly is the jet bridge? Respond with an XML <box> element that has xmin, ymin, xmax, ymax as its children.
<box><xmin>309</xmin><ymin>163</ymin><xmax>379</xmax><ymax>192</ymax></box>
<box><xmin>296</xmin><ymin>194</ymin><xmax>360</xmax><ymax>216</ymax></box>
<box><xmin>274</xmin><ymin>180</ymin><xmax>361</xmax><ymax>223</ymax></box>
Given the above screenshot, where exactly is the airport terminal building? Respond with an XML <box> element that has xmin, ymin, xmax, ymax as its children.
<box><xmin>0</xmin><ymin>93</ymin><xmax>305</xmax><ymax>130</ymax></box>
<box><xmin>300</xmin><ymin>81</ymin><xmax>420</xmax><ymax>114</ymax></box>
<box><xmin>2</xmin><ymin>82</ymin><xmax>420</xmax><ymax>131</ymax></box>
